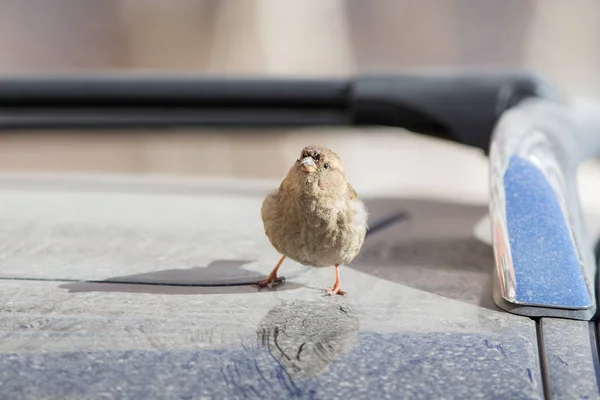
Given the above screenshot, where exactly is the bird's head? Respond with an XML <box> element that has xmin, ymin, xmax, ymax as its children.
<box><xmin>287</xmin><ymin>145</ymin><xmax>347</xmax><ymax>194</ymax></box>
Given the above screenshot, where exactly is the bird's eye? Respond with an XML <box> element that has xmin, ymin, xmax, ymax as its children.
<box><xmin>324</xmin><ymin>162</ymin><xmax>330</xmax><ymax>169</ymax></box>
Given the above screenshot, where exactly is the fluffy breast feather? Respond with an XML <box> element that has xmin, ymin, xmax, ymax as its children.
<box><xmin>261</xmin><ymin>184</ymin><xmax>368</xmax><ymax>267</ymax></box>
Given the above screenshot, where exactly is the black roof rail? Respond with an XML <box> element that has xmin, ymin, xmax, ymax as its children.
<box><xmin>0</xmin><ymin>71</ymin><xmax>559</xmax><ymax>152</ymax></box>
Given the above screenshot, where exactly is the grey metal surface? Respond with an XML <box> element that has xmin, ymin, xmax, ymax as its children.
<box><xmin>0</xmin><ymin>175</ymin><xmax>543</xmax><ymax>399</ymax></box>
<box><xmin>0</xmin><ymin>178</ymin><xmax>306</xmax><ymax>284</ymax></box>
<box><xmin>0</xmin><ymin>332</ymin><xmax>541</xmax><ymax>399</ymax></box>
<box><xmin>489</xmin><ymin>98</ymin><xmax>600</xmax><ymax>319</ymax></box>
<box><xmin>539</xmin><ymin>318</ymin><xmax>600</xmax><ymax>399</ymax></box>
<box><xmin>0</xmin><ymin>281</ymin><xmax>542</xmax><ymax>400</ymax></box>
<box><xmin>353</xmin><ymin>198</ymin><xmax>496</xmax><ymax>310</ymax></box>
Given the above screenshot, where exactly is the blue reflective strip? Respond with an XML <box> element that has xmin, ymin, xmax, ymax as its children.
<box><xmin>503</xmin><ymin>156</ymin><xmax>591</xmax><ymax>308</ymax></box>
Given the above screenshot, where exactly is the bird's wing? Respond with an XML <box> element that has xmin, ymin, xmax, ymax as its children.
<box><xmin>348</xmin><ymin>183</ymin><xmax>359</xmax><ymax>200</ymax></box>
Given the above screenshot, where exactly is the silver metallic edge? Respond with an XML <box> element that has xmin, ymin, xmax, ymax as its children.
<box><xmin>489</xmin><ymin>98</ymin><xmax>600</xmax><ymax>319</ymax></box>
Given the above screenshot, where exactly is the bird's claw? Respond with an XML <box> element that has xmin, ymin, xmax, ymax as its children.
<box><xmin>322</xmin><ymin>287</ymin><xmax>346</xmax><ymax>296</ymax></box>
<box><xmin>253</xmin><ymin>276</ymin><xmax>285</xmax><ymax>289</ymax></box>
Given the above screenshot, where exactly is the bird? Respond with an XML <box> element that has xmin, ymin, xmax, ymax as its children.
<box><xmin>256</xmin><ymin>145</ymin><xmax>368</xmax><ymax>295</ymax></box>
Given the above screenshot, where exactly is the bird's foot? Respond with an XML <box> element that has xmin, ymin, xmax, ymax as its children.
<box><xmin>322</xmin><ymin>286</ymin><xmax>346</xmax><ymax>296</ymax></box>
<box><xmin>253</xmin><ymin>275</ymin><xmax>285</xmax><ymax>289</ymax></box>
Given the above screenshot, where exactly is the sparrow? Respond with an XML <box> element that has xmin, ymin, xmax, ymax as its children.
<box><xmin>256</xmin><ymin>145</ymin><xmax>368</xmax><ymax>295</ymax></box>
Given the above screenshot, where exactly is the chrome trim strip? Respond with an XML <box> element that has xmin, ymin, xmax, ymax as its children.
<box><xmin>489</xmin><ymin>98</ymin><xmax>599</xmax><ymax>320</ymax></box>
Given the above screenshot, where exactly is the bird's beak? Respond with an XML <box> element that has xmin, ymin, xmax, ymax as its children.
<box><xmin>301</xmin><ymin>157</ymin><xmax>317</xmax><ymax>173</ymax></box>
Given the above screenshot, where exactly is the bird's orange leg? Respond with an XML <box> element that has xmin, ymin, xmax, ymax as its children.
<box><xmin>254</xmin><ymin>255</ymin><xmax>286</xmax><ymax>288</ymax></box>
<box><xmin>322</xmin><ymin>265</ymin><xmax>346</xmax><ymax>296</ymax></box>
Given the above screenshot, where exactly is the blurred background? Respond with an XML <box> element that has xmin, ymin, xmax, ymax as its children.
<box><xmin>0</xmin><ymin>0</ymin><xmax>598</xmax><ymax>200</ymax></box>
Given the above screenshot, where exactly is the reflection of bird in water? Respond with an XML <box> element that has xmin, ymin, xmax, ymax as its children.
<box><xmin>256</xmin><ymin>300</ymin><xmax>359</xmax><ymax>379</ymax></box>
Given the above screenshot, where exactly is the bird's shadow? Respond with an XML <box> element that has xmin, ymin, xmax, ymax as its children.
<box><xmin>58</xmin><ymin>259</ymin><xmax>303</xmax><ymax>295</ymax></box>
